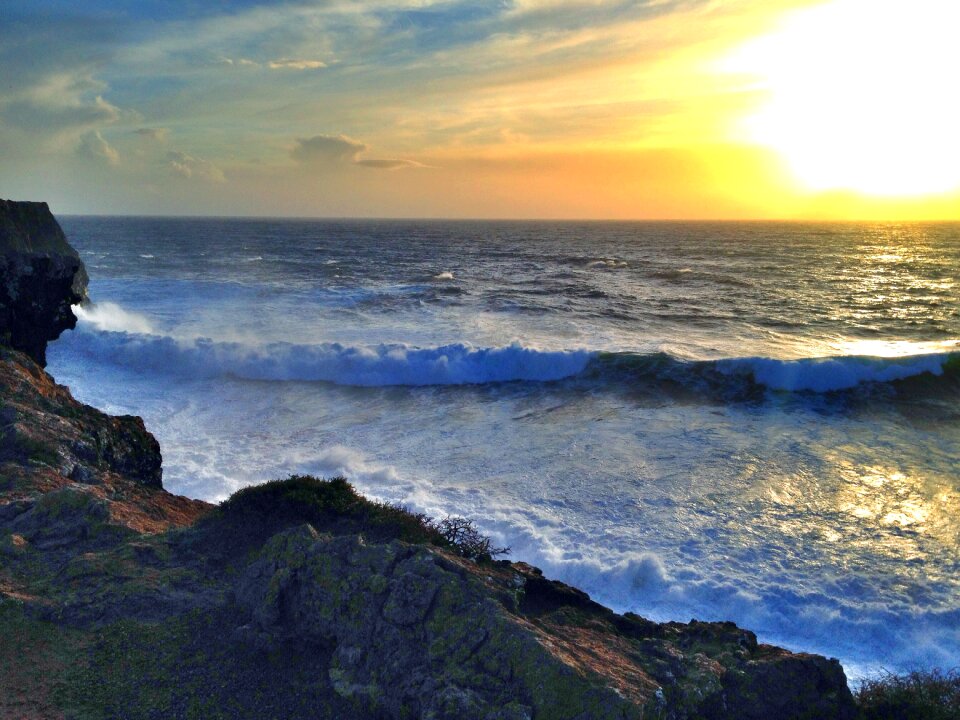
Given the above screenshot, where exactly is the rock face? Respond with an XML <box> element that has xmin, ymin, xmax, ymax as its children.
<box><xmin>0</xmin><ymin>200</ymin><xmax>859</xmax><ymax>719</ymax></box>
<box><xmin>0</xmin><ymin>345</ymin><xmax>165</xmax><ymax>489</ymax></box>
<box><xmin>0</xmin><ymin>199</ymin><xmax>88</xmax><ymax>366</ymax></box>
<box><xmin>228</xmin><ymin>518</ymin><xmax>856</xmax><ymax>720</ymax></box>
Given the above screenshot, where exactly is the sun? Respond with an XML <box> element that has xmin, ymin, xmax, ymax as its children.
<box><xmin>721</xmin><ymin>0</ymin><xmax>960</xmax><ymax>197</ymax></box>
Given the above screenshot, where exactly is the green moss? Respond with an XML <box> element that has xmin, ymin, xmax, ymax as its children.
<box><xmin>54</xmin><ymin>607</ymin><xmax>355</xmax><ymax>719</ymax></box>
<box><xmin>35</xmin><ymin>487</ymin><xmax>98</xmax><ymax>517</ymax></box>
<box><xmin>0</xmin><ymin>601</ymin><xmax>90</xmax><ymax>719</ymax></box>
<box><xmin>19</xmin><ymin>434</ymin><xmax>60</xmax><ymax>466</ymax></box>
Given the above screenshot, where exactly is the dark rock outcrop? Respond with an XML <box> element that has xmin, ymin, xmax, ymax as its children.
<box><xmin>228</xmin><ymin>522</ymin><xmax>856</xmax><ymax>719</ymax></box>
<box><xmin>0</xmin><ymin>199</ymin><xmax>88</xmax><ymax>366</ymax></box>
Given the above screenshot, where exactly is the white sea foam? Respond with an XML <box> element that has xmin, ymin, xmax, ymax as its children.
<box><xmin>73</xmin><ymin>302</ymin><xmax>154</xmax><ymax>335</ymax></box>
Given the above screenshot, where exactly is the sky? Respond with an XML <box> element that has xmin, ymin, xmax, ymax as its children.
<box><xmin>1</xmin><ymin>0</ymin><xmax>958</xmax><ymax>219</ymax></box>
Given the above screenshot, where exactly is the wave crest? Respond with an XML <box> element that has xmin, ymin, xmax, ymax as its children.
<box><xmin>68</xmin><ymin>325</ymin><xmax>593</xmax><ymax>387</ymax></box>
<box><xmin>69</xmin><ymin>307</ymin><xmax>957</xmax><ymax>392</ymax></box>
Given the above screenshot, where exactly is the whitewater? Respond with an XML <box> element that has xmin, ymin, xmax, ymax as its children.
<box><xmin>47</xmin><ymin>218</ymin><xmax>960</xmax><ymax>680</ymax></box>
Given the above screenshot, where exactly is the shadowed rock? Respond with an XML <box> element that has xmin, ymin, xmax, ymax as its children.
<box><xmin>0</xmin><ymin>199</ymin><xmax>88</xmax><ymax>366</ymax></box>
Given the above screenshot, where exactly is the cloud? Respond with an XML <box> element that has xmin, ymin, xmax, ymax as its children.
<box><xmin>2</xmin><ymin>87</ymin><xmax>122</xmax><ymax>134</ymax></box>
<box><xmin>77</xmin><ymin>130</ymin><xmax>120</xmax><ymax>166</ymax></box>
<box><xmin>292</xmin><ymin>134</ymin><xmax>421</xmax><ymax>170</ymax></box>
<box><xmin>291</xmin><ymin>134</ymin><xmax>366</xmax><ymax>164</ymax></box>
<box><xmin>167</xmin><ymin>151</ymin><xmax>225</xmax><ymax>183</ymax></box>
<box><xmin>268</xmin><ymin>59</ymin><xmax>326</xmax><ymax>70</ymax></box>
<box><xmin>218</xmin><ymin>57</ymin><xmax>259</xmax><ymax>67</ymax></box>
<box><xmin>356</xmin><ymin>158</ymin><xmax>426</xmax><ymax>170</ymax></box>
<box><xmin>135</xmin><ymin>127</ymin><xmax>169</xmax><ymax>142</ymax></box>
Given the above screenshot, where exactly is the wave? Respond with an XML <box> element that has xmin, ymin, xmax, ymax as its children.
<box><xmin>716</xmin><ymin>353</ymin><xmax>954</xmax><ymax>393</ymax></box>
<box><xmin>67</xmin><ymin>327</ymin><xmax>593</xmax><ymax>387</ymax></box>
<box><xmin>592</xmin><ymin>349</ymin><xmax>958</xmax><ymax>396</ymax></box>
<box><xmin>68</xmin><ymin>308</ymin><xmax>958</xmax><ymax>393</ymax></box>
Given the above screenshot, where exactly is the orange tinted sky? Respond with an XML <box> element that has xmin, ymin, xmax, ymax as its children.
<box><xmin>1</xmin><ymin>0</ymin><xmax>958</xmax><ymax>219</ymax></box>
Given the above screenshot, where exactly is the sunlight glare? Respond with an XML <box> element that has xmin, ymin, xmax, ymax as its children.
<box><xmin>721</xmin><ymin>0</ymin><xmax>960</xmax><ymax>196</ymax></box>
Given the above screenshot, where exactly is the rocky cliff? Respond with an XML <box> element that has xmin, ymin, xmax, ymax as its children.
<box><xmin>0</xmin><ymin>199</ymin><xmax>858</xmax><ymax>720</ymax></box>
<box><xmin>0</xmin><ymin>199</ymin><xmax>88</xmax><ymax>367</ymax></box>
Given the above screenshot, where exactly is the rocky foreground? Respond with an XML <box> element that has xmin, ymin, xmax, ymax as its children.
<box><xmin>0</xmin><ymin>199</ymin><xmax>857</xmax><ymax>719</ymax></box>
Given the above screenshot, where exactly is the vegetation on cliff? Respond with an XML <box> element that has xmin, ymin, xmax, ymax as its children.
<box><xmin>855</xmin><ymin>669</ymin><xmax>960</xmax><ymax>720</ymax></box>
<box><xmin>211</xmin><ymin>474</ymin><xmax>508</xmax><ymax>561</ymax></box>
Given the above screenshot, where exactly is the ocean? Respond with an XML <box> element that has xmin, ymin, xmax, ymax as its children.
<box><xmin>47</xmin><ymin>217</ymin><xmax>960</xmax><ymax>679</ymax></box>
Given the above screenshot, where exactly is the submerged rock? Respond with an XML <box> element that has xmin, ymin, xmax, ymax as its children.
<box><xmin>0</xmin><ymin>199</ymin><xmax>88</xmax><ymax>366</ymax></box>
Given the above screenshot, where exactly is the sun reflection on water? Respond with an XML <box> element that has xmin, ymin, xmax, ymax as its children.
<box><xmin>830</xmin><ymin>461</ymin><xmax>960</xmax><ymax>559</ymax></box>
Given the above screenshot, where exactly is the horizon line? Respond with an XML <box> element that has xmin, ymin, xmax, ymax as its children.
<box><xmin>57</xmin><ymin>212</ymin><xmax>960</xmax><ymax>224</ymax></box>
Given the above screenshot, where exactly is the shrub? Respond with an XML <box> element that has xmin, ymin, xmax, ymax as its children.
<box><xmin>213</xmin><ymin>475</ymin><xmax>508</xmax><ymax>562</ymax></box>
<box><xmin>433</xmin><ymin>516</ymin><xmax>510</xmax><ymax>563</ymax></box>
<box><xmin>856</xmin><ymin>668</ymin><xmax>960</xmax><ymax>720</ymax></box>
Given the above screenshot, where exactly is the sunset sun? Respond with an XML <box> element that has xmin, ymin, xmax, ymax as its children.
<box><xmin>724</xmin><ymin>0</ymin><xmax>960</xmax><ymax>197</ymax></box>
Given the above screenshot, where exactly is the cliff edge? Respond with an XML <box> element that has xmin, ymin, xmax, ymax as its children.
<box><xmin>0</xmin><ymin>199</ymin><xmax>857</xmax><ymax>720</ymax></box>
<box><xmin>0</xmin><ymin>200</ymin><xmax>88</xmax><ymax>367</ymax></box>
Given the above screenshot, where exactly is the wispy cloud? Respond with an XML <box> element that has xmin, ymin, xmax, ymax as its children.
<box><xmin>168</xmin><ymin>150</ymin><xmax>225</xmax><ymax>183</ymax></box>
<box><xmin>135</xmin><ymin>127</ymin><xmax>169</xmax><ymax>142</ymax></box>
<box><xmin>0</xmin><ymin>0</ymin><xmax>863</xmax><ymax>218</ymax></box>
<box><xmin>77</xmin><ymin>130</ymin><xmax>120</xmax><ymax>166</ymax></box>
<box><xmin>356</xmin><ymin>158</ymin><xmax>426</xmax><ymax>170</ymax></box>
<box><xmin>268</xmin><ymin>59</ymin><xmax>327</xmax><ymax>70</ymax></box>
<box><xmin>218</xmin><ymin>57</ymin><xmax>259</xmax><ymax>67</ymax></box>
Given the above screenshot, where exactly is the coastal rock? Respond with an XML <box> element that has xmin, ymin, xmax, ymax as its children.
<box><xmin>233</xmin><ymin>526</ymin><xmax>642</xmax><ymax>719</ymax></box>
<box><xmin>225</xmin><ymin>516</ymin><xmax>856</xmax><ymax>720</ymax></box>
<box><xmin>0</xmin><ymin>199</ymin><xmax>88</xmax><ymax>366</ymax></box>
<box><xmin>0</xmin><ymin>346</ymin><xmax>163</xmax><ymax>489</ymax></box>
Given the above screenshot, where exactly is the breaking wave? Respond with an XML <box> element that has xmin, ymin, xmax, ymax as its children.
<box><xmin>69</xmin><ymin>306</ymin><xmax>958</xmax><ymax>394</ymax></box>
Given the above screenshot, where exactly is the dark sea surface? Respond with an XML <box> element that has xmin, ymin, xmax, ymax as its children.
<box><xmin>48</xmin><ymin>218</ymin><xmax>960</xmax><ymax>678</ymax></box>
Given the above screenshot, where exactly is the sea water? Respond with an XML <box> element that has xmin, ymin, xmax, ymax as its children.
<box><xmin>46</xmin><ymin>218</ymin><xmax>960</xmax><ymax>678</ymax></box>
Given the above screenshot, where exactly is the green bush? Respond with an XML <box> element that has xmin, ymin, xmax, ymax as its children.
<box><xmin>213</xmin><ymin>475</ymin><xmax>508</xmax><ymax>562</ymax></box>
<box><xmin>856</xmin><ymin>669</ymin><xmax>960</xmax><ymax>720</ymax></box>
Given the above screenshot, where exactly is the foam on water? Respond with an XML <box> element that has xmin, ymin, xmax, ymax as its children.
<box><xmin>75</xmin><ymin>301</ymin><xmax>154</xmax><ymax>335</ymax></box>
